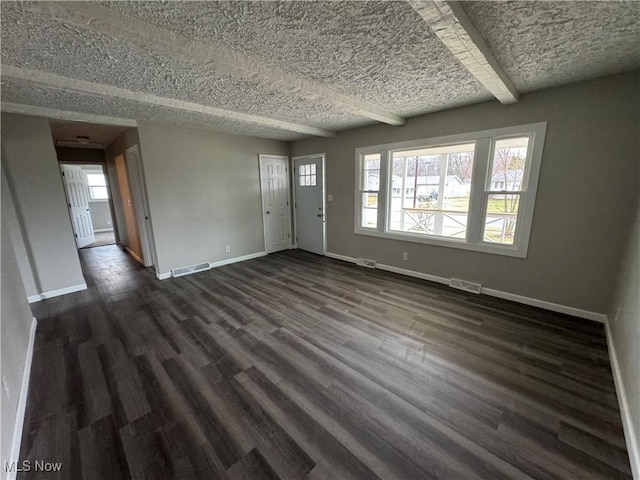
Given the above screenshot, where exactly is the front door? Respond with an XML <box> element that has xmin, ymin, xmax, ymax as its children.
<box><xmin>61</xmin><ymin>164</ymin><xmax>95</xmax><ymax>248</ymax></box>
<box><xmin>294</xmin><ymin>155</ymin><xmax>325</xmax><ymax>255</ymax></box>
<box><xmin>260</xmin><ymin>154</ymin><xmax>291</xmax><ymax>254</ymax></box>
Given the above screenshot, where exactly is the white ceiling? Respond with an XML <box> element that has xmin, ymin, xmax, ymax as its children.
<box><xmin>1</xmin><ymin>1</ymin><xmax>638</xmax><ymax>141</ymax></box>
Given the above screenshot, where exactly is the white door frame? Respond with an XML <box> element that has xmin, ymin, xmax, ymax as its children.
<box><xmin>292</xmin><ymin>153</ymin><xmax>326</xmax><ymax>255</ymax></box>
<box><xmin>259</xmin><ymin>154</ymin><xmax>292</xmax><ymax>254</ymax></box>
<box><xmin>124</xmin><ymin>145</ymin><xmax>156</xmax><ymax>268</ymax></box>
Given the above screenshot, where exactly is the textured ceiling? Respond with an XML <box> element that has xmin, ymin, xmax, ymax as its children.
<box><xmin>0</xmin><ymin>4</ymin><xmax>365</xmax><ymax>133</ymax></box>
<box><xmin>463</xmin><ymin>1</ymin><xmax>640</xmax><ymax>92</ymax></box>
<box><xmin>101</xmin><ymin>0</ymin><xmax>490</xmax><ymax>116</ymax></box>
<box><xmin>1</xmin><ymin>1</ymin><xmax>639</xmax><ymax>141</ymax></box>
<box><xmin>1</xmin><ymin>79</ymin><xmax>304</xmax><ymax>141</ymax></box>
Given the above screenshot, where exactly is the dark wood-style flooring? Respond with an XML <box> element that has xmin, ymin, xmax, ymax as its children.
<box><xmin>20</xmin><ymin>245</ymin><xmax>631</xmax><ymax>479</ymax></box>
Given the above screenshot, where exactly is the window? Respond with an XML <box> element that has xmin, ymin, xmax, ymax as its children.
<box><xmin>86</xmin><ymin>172</ymin><xmax>109</xmax><ymax>200</ymax></box>
<box><xmin>355</xmin><ymin>123</ymin><xmax>547</xmax><ymax>257</ymax></box>
<box><xmin>358</xmin><ymin>153</ymin><xmax>380</xmax><ymax>228</ymax></box>
<box><xmin>298</xmin><ymin>163</ymin><xmax>317</xmax><ymax>186</ymax></box>
<box><xmin>390</xmin><ymin>143</ymin><xmax>475</xmax><ymax>240</ymax></box>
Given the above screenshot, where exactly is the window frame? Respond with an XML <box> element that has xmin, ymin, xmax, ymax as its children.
<box><xmin>354</xmin><ymin>122</ymin><xmax>547</xmax><ymax>258</ymax></box>
<box><xmin>85</xmin><ymin>171</ymin><xmax>109</xmax><ymax>201</ymax></box>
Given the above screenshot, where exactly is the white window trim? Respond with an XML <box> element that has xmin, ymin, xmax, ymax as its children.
<box><xmin>354</xmin><ymin>122</ymin><xmax>547</xmax><ymax>258</ymax></box>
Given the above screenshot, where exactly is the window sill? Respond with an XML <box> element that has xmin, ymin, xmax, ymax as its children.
<box><xmin>354</xmin><ymin>228</ymin><xmax>527</xmax><ymax>258</ymax></box>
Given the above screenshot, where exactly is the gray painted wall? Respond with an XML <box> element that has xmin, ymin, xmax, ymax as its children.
<box><xmin>136</xmin><ymin>121</ymin><xmax>289</xmax><ymax>275</ymax></box>
<box><xmin>291</xmin><ymin>71</ymin><xmax>639</xmax><ymax>315</ymax></box>
<box><xmin>88</xmin><ymin>201</ymin><xmax>113</xmax><ymax>231</ymax></box>
<box><xmin>609</xmin><ymin>196</ymin><xmax>640</xmax><ymax>474</ymax></box>
<box><xmin>1</xmin><ymin>163</ymin><xmax>37</xmax><ymax>298</ymax></box>
<box><xmin>1</xmin><ymin>205</ymin><xmax>35</xmax><ymax>471</ymax></box>
<box><xmin>1</xmin><ymin>113</ymin><xmax>85</xmax><ymax>296</ymax></box>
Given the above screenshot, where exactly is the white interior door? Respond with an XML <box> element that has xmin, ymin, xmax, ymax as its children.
<box><xmin>61</xmin><ymin>164</ymin><xmax>95</xmax><ymax>248</ymax></box>
<box><xmin>294</xmin><ymin>155</ymin><xmax>325</xmax><ymax>255</ymax></box>
<box><xmin>260</xmin><ymin>154</ymin><xmax>291</xmax><ymax>254</ymax></box>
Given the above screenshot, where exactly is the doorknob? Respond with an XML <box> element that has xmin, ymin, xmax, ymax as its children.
<box><xmin>266</xmin><ymin>211</ymin><xmax>271</xmax><ymax>214</ymax></box>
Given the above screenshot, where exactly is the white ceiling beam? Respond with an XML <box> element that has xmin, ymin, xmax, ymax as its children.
<box><xmin>408</xmin><ymin>0</ymin><xmax>519</xmax><ymax>104</ymax></box>
<box><xmin>24</xmin><ymin>2</ymin><xmax>405</xmax><ymax>126</ymax></box>
<box><xmin>1</xmin><ymin>102</ymin><xmax>138</xmax><ymax>127</ymax></box>
<box><xmin>1</xmin><ymin>65</ymin><xmax>337</xmax><ymax>138</ymax></box>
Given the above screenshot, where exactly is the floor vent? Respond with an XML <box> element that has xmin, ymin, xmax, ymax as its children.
<box><xmin>449</xmin><ymin>278</ymin><xmax>482</xmax><ymax>294</ymax></box>
<box><xmin>355</xmin><ymin>257</ymin><xmax>376</xmax><ymax>268</ymax></box>
<box><xmin>171</xmin><ymin>262</ymin><xmax>211</xmax><ymax>278</ymax></box>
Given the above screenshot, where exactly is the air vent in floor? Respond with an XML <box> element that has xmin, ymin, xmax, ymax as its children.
<box><xmin>171</xmin><ymin>262</ymin><xmax>211</xmax><ymax>278</ymax></box>
<box><xmin>449</xmin><ymin>278</ymin><xmax>482</xmax><ymax>294</ymax></box>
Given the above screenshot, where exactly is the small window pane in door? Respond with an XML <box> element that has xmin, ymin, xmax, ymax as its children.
<box><xmin>299</xmin><ymin>164</ymin><xmax>317</xmax><ymax>187</ymax></box>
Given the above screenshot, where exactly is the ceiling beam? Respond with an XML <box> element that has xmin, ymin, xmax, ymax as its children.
<box><xmin>24</xmin><ymin>1</ymin><xmax>405</xmax><ymax>126</ymax></box>
<box><xmin>1</xmin><ymin>102</ymin><xmax>138</xmax><ymax>127</ymax></box>
<box><xmin>408</xmin><ymin>0</ymin><xmax>519</xmax><ymax>104</ymax></box>
<box><xmin>1</xmin><ymin>65</ymin><xmax>337</xmax><ymax>138</ymax></box>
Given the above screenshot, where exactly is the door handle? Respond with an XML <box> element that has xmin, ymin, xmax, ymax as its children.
<box><xmin>317</xmin><ymin>214</ymin><xmax>322</xmax><ymax>217</ymax></box>
<box><xmin>266</xmin><ymin>211</ymin><xmax>271</xmax><ymax>214</ymax></box>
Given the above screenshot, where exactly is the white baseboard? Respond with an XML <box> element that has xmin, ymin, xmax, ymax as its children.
<box><xmin>156</xmin><ymin>251</ymin><xmax>268</xmax><ymax>280</ymax></box>
<box><xmin>209</xmin><ymin>251</ymin><xmax>267</xmax><ymax>269</ymax></box>
<box><xmin>325</xmin><ymin>252</ymin><xmax>357</xmax><ymax>263</ymax></box>
<box><xmin>325</xmin><ymin>251</ymin><xmax>606</xmax><ymax>323</ymax></box>
<box><xmin>482</xmin><ymin>287</ymin><xmax>607</xmax><ymax>323</ymax></box>
<box><xmin>92</xmin><ymin>228</ymin><xmax>114</xmax><ymax>233</ymax></box>
<box><xmin>605</xmin><ymin>320</ymin><xmax>640</xmax><ymax>479</ymax></box>
<box><xmin>7</xmin><ymin>317</ymin><xmax>37</xmax><ymax>480</ymax></box>
<box><xmin>27</xmin><ymin>283</ymin><xmax>87</xmax><ymax>303</ymax></box>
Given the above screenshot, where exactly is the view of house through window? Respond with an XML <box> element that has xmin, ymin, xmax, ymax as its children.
<box><xmin>483</xmin><ymin>137</ymin><xmax>529</xmax><ymax>245</ymax></box>
<box><xmin>354</xmin><ymin>123</ymin><xmax>546</xmax><ymax>257</ymax></box>
<box><xmin>86</xmin><ymin>172</ymin><xmax>109</xmax><ymax>200</ymax></box>
<box><xmin>390</xmin><ymin>143</ymin><xmax>475</xmax><ymax>239</ymax></box>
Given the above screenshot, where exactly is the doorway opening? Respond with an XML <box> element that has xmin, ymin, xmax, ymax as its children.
<box><xmin>60</xmin><ymin>163</ymin><xmax>116</xmax><ymax>249</ymax></box>
<box><xmin>51</xmin><ymin>120</ymin><xmax>156</xmax><ymax>269</ymax></box>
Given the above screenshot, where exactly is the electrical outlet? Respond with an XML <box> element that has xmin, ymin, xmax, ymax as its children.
<box><xmin>2</xmin><ymin>375</ymin><xmax>9</xmax><ymax>398</ymax></box>
<box><xmin>225</xmin><ymin>245</ymin><xmax>231</xmax><ymax>253</ymax></box>
<box><xmin>402</xmin><ymin>252</ymin><xmax>408</xmax><ymax>261</ymax></box>
<box><xmin>106</xmin><ymin>220</ymin><xmax>111</xmax><ymax>225</ymax></box>
<box><xmin>328</xmin><ymin>194</ymin><xmax>334</xmax><ymax>202</ymax></box>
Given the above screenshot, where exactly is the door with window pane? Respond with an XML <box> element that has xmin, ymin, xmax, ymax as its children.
<box><xmin>294</xmin><ymin>156</ymin><xmax>325</xmax><ymax>255</ymax></box>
